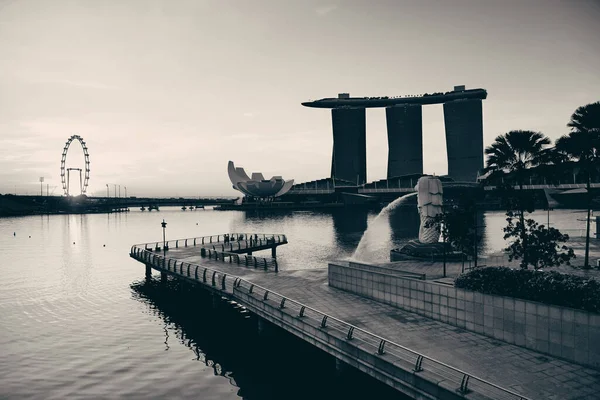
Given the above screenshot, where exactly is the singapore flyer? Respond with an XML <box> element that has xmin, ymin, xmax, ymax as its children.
<box><xmin>60</xmin><ymin>135</ymin><xmax>90</xmax><ymax>196</ymax></box>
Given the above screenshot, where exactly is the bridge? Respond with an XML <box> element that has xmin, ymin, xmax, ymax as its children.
<box><xmin>287</xmin><ymin>182</ymin><xmax>600</xmax><ymax>196</ymax></box>
<box><xmin>129</xmin><ymin>234</ymin><xmax>600</xmax><ymax>400</ymax></box>
<box><xmin>91</xmin><ymin>196</ymin><xmax>237</xmax><ymax>211</ymax></box>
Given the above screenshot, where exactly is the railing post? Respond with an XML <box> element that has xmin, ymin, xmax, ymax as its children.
<box><xmin>203</xmin><ymin>268</ymin><xmax>207</xmax><ymax>283</ymax></box>
<box><xmin>187</xmin><ymin>264</ymin><xmax>191</xmax><ymax>276</ymax></box>
<box><xmin>413</xmin><ymin>355</ymin><xmax>424</xmax><ymax>372</ymax></box>
<box><xmin>346</xmin><ymin>326</ymin><xmax>354</xmax><ymax>340</ymax></box>
<box><xmin>195</xmin><ymin>265</ymin><xmax>199</xmax><ymax>279</ymax></box>
<box><xmin>459</xmin><ymin>375</ymin><xmax>471</xmax><ymax>394</ymax></box>
<box><xmin>221</xmin><ymin>274</ymin><xmax>226</xmax><ymax>290</ymax></box>
<box><xmin>320</xmin><ymin>315</ymin><xmax>328</xmax><ymax>328</ymax></box>
<box><xmin>273</xmin><ymin>259</ymin><xmax>278</xmax><ymax>272</ymax></box>
<box><xmin>377</xmin><ymin>340</ymin><xmax>386</xmax><ymax>355</ymax></box>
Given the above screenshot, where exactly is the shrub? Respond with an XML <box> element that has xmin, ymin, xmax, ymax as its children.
<box><xmin>455</xmin><ymin>267</ymin><xmax>600</xmax><ymax>313</ymax></box>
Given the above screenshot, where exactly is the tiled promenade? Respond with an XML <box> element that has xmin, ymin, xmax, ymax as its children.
<box><xmin>149</xmin><ymin>245</ymin><xmax>600</xmax><ymax>400</ymax></box>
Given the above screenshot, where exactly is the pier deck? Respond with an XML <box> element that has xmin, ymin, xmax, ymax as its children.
<box><xmin>131</xmin><ymin>239</ymin><xmax>600</xmax><ymax>400</ymax></box>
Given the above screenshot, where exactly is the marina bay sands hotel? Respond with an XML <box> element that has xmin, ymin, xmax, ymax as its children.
<box><xmin>302</xmin><ymin>85</ymin><xmax>487</xmax><ymax>183</ymax></box>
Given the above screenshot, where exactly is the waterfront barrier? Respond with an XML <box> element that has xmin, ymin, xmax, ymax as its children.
<box><xmin>130</xmin><ymin>248</ymin><xmax>530</xmax><ymax>400</ymax></box>
<box><xmin>138</xmin><ymin>233</ymin><xmax>287</xmax><ymax>252</ymax></box>
<box><xmin>329</xmin><ymin>261</ymin><xmax>600</xmax><ymax>369</ymax></box>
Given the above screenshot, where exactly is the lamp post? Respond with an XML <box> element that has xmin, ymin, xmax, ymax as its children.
<box><xmin>161</xmin><ymin>219</ymin><xmax>167</xmax><ymax>257</ymax></box>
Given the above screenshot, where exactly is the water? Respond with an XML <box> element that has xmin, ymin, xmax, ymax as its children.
<box><xmin>0</xmin><ymin>207</ymin><xmax>592</xmax><ymax>399</ymax></box>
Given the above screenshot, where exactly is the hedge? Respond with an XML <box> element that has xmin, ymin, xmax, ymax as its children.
<box><xmin>455</xmin><ymin>267</ymin><xmax>600</xmax><ymax>313</ymax></box>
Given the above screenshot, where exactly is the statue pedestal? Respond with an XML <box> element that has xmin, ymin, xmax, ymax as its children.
<box><xmin>391</xmin><ymin>240</ymin><xmax>463</xmax><ymax>262</ymax></box>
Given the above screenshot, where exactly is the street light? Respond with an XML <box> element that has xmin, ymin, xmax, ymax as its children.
<box><xmin>161</xmin><ymin>219</ymin><xmax>167</xmax><ymax>257</ymax></box>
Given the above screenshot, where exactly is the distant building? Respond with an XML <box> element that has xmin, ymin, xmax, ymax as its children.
<box><xmin>227</xmin><ymin>161</ymin><xmax>294</xmax><ymax>198</ymax></box>
<box><xmin>331</xmin><ymin>108</ymin><xmax>367</xmax><ymax>185</ymax></box>
<box><xmin>386</xmin><ymin>104</ymin><xmax>423</xmax><ymax>178</ymax></box>
<box><xmin>443</xmin><ymin>99</ymin><xmax>484</xmax><ymax>182</ymax></box>
<box><xmin>303</xmin><ymin>86</ymin><xmax>487</xmax><ymax>183</ymax></box>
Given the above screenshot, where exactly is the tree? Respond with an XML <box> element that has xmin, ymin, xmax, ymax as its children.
<box><xmin>503</xmin><ymin>212</ymin><xmax>575</xmax><ymax>269</ymax></box>
<box><xmin>555</xmin><ymin>102</ymin><xmax>600</xmax><ymax>269</ymax></box>
<box><xmin>484</xmin><ymin>130</ymin><xmax>551</xmax><ymax>268</ymax></box>
<box><xmin>425</xmin><ymin>198</ymin><xmax>481</xmax><ymax>274</ymax></box>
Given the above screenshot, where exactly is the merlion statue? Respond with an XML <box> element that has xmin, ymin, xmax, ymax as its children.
<box><xmin>414</xmin><ymin>176</ymin><xmax>443</xmax><ymax>244</ymax></box>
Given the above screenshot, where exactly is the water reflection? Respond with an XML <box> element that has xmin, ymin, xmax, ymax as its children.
<box><xmin>331</xmin><ymin>208</ymin><xmax>369</xmax><ymax>251</ymax></box>
<box><xmin>130</xmin><ymin>278</ymin><xmax>406</xmax><ymax>400</ymax></box>
<box><xmin>388</xmin><ymin>205</ymin><xmax>420</xmax><ymax>242</ymax></box>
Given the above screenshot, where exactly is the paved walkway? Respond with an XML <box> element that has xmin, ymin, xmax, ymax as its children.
<box><xmin>382</xmin><ymin>237</ymin><xmax>600</xmax><ymax>281</ymax></box>
<box><xmin>162</xmin><ymin>246</ymin><xmax>600</xmax><ymax>400</ymax></box>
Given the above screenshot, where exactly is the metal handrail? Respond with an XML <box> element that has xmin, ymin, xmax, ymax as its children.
<box><xmin>131</xmin><ymin>233</ymin><xmax>288</xmax><ymax>251</ymax></box>
<box><xmin>131</xmin><ymin>248</ymin><xmax>530</xmax><ymax>400</ymax></box>
<box><xmin>132</xmin><ymin>244</ymin><xmax>279</xmax><ymax>272</ymax></box>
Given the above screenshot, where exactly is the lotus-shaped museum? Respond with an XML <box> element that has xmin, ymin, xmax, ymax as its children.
<box><xmin>228</xmin><ymin>161</ymin><xmax>294</xmax><ymax>198</ymax></box>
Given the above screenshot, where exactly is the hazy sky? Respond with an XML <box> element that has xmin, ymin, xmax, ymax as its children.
<box><xmin>1</xmin><ymin>0</ymin><xmax>599</xmax><ymax>197</ymax></box>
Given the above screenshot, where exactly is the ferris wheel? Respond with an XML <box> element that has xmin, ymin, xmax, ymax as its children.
<box><xmin>60</xmin><ymin>135</ymin><xmax>90</xmax><ymax>196</ymax></box>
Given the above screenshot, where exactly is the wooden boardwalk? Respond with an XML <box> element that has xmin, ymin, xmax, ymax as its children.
<box><xmin>130</xmin><ymin>237</ymin><xmax>600</xmax><ymax>400</ymax></box>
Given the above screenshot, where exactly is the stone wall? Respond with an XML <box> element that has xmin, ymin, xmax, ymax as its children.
<box><xmin>328</xmin><ymin>262</ymin><xmax>600</xmax><ymax>369</ymax></box>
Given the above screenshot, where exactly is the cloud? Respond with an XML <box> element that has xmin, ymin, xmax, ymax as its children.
<box><xmin>243</xmin><ymin>112</ymin><xmax>255</xmax><ymax>117</ymax></box>
<box><xmin>315</xmin><ymin>4</ymin><xmax>338</xmax><ymax>16</ymax></box>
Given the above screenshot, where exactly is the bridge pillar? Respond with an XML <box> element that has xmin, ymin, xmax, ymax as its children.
<box><xmin>161</xmin><ymin>271</ymin><xmax>167</xmax><ymax>282</ymax></box>
<box><xmin>271</xmin><ymin>246</ymin><xmax>277</xmax><ymax>258</ymax></box>
<box><xmin>212</xmin><ymin>293</ymin><xmax>221</xmax><ymax>309</ymax></box>
<box><xmin>145</xmin><ymin>264</ymin><xmax>152</xmax><ymax>279</ymax></box>
<box><xmin>257</xmin><ymin>317</ymin><xmax>269</xmax><ymax>336</ymax></box>
<box><xmin>335</xmin><ymin>357</ymin><xmax>349</xmax><ymax>377</ymax></box>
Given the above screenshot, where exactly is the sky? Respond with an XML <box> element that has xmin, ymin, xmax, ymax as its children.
<box><xmin>1</xmin><ymin>0</ymin><xmax>599</xmax><ymax>197</ymax></box>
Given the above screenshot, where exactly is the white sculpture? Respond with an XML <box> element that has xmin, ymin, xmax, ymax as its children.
<box><xmin>414</xmin><ymin>176</ymin><xmax>443</xmax><ymax>243</ymax></box>
<box><xmin>227</xmin><ymin>161</ymin><xmax>294</xmax><ymax>198</ymax></box>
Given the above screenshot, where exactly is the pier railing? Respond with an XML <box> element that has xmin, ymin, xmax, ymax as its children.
<box><xmin>131</xmin><ymin>241</ymin><xmax>280</xmax><ymax>272</ymax></box>
<box><xmin>130</xmin><ymin>248</ymin><xmax>529</xmax><ymax>400</ymax></box>
<box><xmin>135</xmin><ymin>233</ymin><xmax>287</xmax><ymax>253</ymax></box>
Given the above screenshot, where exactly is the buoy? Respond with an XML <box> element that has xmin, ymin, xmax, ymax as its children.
<box><xmin>103</xmin><ymin>244</ymin><xmax>106</xmax><ymax>247</ymax></box>
<box><xmin>73</xmin><ymin>242</ymin><xmax>75</xmax><ymax>244</ymax></box>
<box><xmin>29</xmin><ymin>236</ymin><xmax>31</xmax><ymax>238</ymax></box>
<box><xmin>13</xmin><ymin>232</ymin><xmax>16</xmax><ymax>236</ymax></box>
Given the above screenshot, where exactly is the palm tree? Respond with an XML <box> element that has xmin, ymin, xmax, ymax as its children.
<box><xmin>484</xmin><ymin>130</ymin><xmax>551</xmax><ymax>268</ymax></box>
<box><xmin>555</xmin><ymin>101</ymin><xmax>600</xmax><ymax>269</ymax></box>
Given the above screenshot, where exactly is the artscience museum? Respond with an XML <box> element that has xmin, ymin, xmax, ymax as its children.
<box><xmin>227</xmin><ymin>161</ymin><xmax>294</xmax><ymax>199</ymax></box>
